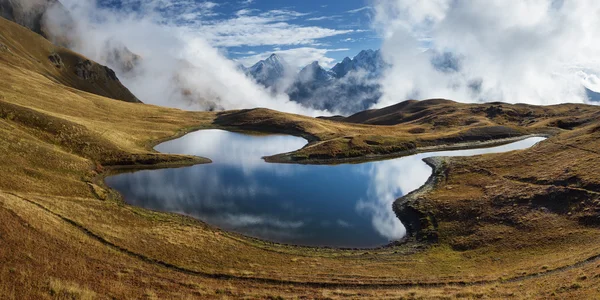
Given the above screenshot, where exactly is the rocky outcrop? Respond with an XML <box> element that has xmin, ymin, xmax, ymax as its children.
<box><xmin>48</xmin><ymin>52</ymin><xmax>63</xmax><ymax>68</ymax></box>
<box><xmin>71</xmin><ymin>56</ymin><xmax>141</xmax><ymax>103</ymax></box>
<box><xmin>103</xmin><ymin>66</ymin><xmax>118</xmax><ymax>81</ymax></box>
<box><xmin>75</xmin><ymin>59</ymin><xmax>97</xmax><ymax>80</ymax></box>
<box><xmin>75</xmin><ymin>59</ymin><xmax>119</xmax><ymax>82</ymax></box>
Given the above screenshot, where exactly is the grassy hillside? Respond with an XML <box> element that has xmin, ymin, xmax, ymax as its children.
<box><xmin>2</xmin><ymin>16</ymin><xmax>600</xmax><ymax>299</ymax></box>
<box><xmin>0</xmin><ymin>17</ymin><xmax>140</xmax><ymax>103</ymax></box>
<box><xmin>215</xmin><ymin>99</ymin><xmax>597</xmax><ymax>164</ymax></box>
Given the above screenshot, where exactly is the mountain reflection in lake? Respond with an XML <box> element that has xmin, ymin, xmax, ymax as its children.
<box><xmin>105</xmin><ymin>130</ymin><xmax>545</xmax><ymax>248</ymax></box>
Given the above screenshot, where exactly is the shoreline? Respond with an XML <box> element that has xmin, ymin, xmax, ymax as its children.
<box><xmin>99</xmin><ymin>128</ymin><xmax>551</xmax><ymax>251</ymax></box>
<box><xmin>264</xmin><ymin>133</ymin><xmax>551</xmax><ymax>165</ymax></box>
<box><xmin>3</xmin><ymin>18</ymin><xmax>600</xmax><ymax>294</ymax></box>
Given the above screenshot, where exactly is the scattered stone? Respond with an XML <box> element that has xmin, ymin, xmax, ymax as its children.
<box><xmin>48</xmin><ymin>52</ymin><xmax>63</xmax><ymax>68</ymax></box>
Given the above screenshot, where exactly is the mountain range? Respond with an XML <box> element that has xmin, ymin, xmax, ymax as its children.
<box><xmin>5</xmin><ymin>1</ymin><xmax>600</xmax><ymax>297</ymax></box>
<box><xmin>242</xmin><ymin>49</ymin><xmax>385</xmax><ymax>113</ymax></box>
<box><xmin>4</xmin><ymin>0</ymin><xmax>597</xmax><ymax>115</ymax></box>
<box><xmin>241</xmin><ymin>53</ymin><xmax>289</xmax><ymax>89</ymax></box>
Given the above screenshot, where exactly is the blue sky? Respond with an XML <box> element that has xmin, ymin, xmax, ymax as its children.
<box><xmin>219</xmin><ymin>0</ymin><xmax>381</xmax><ymax>68</ymax></box>
<box><xmin>99</xmin><ymin>0</ymin><xmax>381</xmax><ymax>69</ymax></box>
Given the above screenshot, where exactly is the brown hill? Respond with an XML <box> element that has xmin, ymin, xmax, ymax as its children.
<box><xmin>3</xmin><ymin>12</ymin><xmax>600</xmax><ymax>298</ymax></box>
<box><xmin>0</xmin><ymin>16</ymin><xmax>140</xmax><ymax>103</ymax></box>
<box><xmin>215</xmin><ymin>97</ymin><xmax>599</xmax><ymax>163</ymax></box>
<box><xmin>341</xmin><ymin>98</ymin><xmax>583</xmax><ymax>127</ymax></box>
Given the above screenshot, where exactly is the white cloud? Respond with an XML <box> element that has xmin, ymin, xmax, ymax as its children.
<box><xmin>49</xmin><ymin>0</ymin><xmax>328</xmax><ymax>116</ymax></box>
<box><xmin>358</xmin><ymin>137</ymin><xmax>545</xmax><ymax>240</ymax></box>
<box><xmin>236</xmin><ymin>47</ymin><xmax>350</xmax><ymax>69</ymax></box>
<box><xmin>223</xmin><ymin>214</ymin><xmax>304</xmax><ymax>229</ymax></box>
<box><xmin>230</xmin><ymin>50</ymin><xmax>257</xmax><ymax>55</ymax></box>
<box><xmin>198</xmin><ymin>1</ymin><xmax>218</xmax><ymax>10</ymax></box>
<box><xmin>123</xmin><ymin>0</ymin><xmax>221</xmax><ymax>19</ymax></box>
<box><xmin>88</xmin><ymin>2</ymin><xmax>354</xmax><ymax>49</ymax></box>
<box><xmin>336</xmin><ymin>219</ymin><xmax>352</xmax><ymax>228</ymax></box>
<box><xmin>306</xmin><ymin>15</ymin><xmax>340</xmax><ymax>21</ymax></box>
<box><xmin>372</xmin><ymin>0</ymin><xmax>600</xmax><ymax>107</ymax></box>
<box><xmin>197</xmin><ymin>10</ymin><xmax>355</xmax><ymax>47</ymax></box>
<box><xmin>157</xmin><ymin>129</ymin><xmax>307</xmax><ymax>175</ymax></box>
<box><xmin>581</xmin><ymin>72</ymin><xmax>600</xmax><ymax>92</ymax></box>
<box><xmin>235</xmin><ymin>47</ymin><xmax>351</xmax><ymax>100</ymax></box>
<box><xmin>347</xmin><ymin>6</ymin><xmax>373</xmax><ymax>14</ymax></box>
<box><xmin>235</xmin><ymin>8</ymin><xmax>257</xmax><ymax>16</ymax></box>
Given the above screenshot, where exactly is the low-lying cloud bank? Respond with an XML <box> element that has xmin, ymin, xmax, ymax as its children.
<box><xmin>44</xmin><ymin>0</ymin><xmax>326</xmax><ymax>116</ymax></box>
<box><xmin>32</xmin><ymin>0</ymin><xmax>600</xmax><ymax>116</ymax></box>
<box><xmin>373</xmin><ymin>0</ymin><xmax>600</xmax><ymax>107</ymax></box>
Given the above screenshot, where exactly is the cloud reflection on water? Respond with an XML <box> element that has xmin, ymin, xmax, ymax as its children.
<box><xmin>358</xmin><ymin>137</ymin><xmax>546</xmax><ymax>240</ymax></box>
<box><xmin>107</xmin><ymin>129</ymin><xmax>545</xmax><ymax>247</ymax></box>
<box><xmin>157</xmin><ymin>129</ymin><xmax>308</xmax><ymax>176</ymax></box>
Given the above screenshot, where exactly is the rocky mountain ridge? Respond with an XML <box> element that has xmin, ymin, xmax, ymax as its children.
<box><xmin>243</xmin><ymin>50</ymin><xmax>384</xmax><ymax>113</ymax></box>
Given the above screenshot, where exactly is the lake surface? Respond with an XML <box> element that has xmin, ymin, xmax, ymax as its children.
<box><xmin>105</xmin><ymin>130</ymin><xmax>545</xmax><ymax>248</ymax></box>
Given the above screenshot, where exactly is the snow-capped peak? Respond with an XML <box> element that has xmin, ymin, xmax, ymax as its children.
<box><xmin>297</xmin><ymin>61</ymin><xmax>335</xmax><ymax>83</ymax></box>
<box><xmin>246</xmin><ymin>54</ymin><xmax>288</xmax><ymax>88</ymax></box>
<box><xmin>330</xmin><ymin>49</ymin><xmax>383</xmax><ymax>78</ymax></box>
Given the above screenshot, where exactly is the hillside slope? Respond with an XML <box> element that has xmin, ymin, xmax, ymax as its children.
<box><xmin>3</xmin><ymin>14</ymin><xmax>600</xmax><ymax>299</ymax></box>
<box><xmin>0</xmin><ymin>16</ymin><xmax>140</xmax><ymax>103</ymax></box>
<box><xmin>216</xmin><ymin>97</ymin><xmax>600</xmax><ymax>164</ymax></box>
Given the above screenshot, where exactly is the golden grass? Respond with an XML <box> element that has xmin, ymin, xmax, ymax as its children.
<box><xmin>3</xmin><ymin>15</ymin><xmax>600</xmax><ymax>298</ymax></box>
<box><xmin>214</xmin><ymin>101</ymin><xmax>583</xmax><ymax>163</ymax></box>
<box><xmin>48</xmin><ymin>279</ymin><xmax>97</xmax><ymax>300</ymax></box>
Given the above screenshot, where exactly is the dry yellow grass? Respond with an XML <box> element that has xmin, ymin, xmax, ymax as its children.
<box><xmin>3</xmin><ymin>15</ymin><xmax>600</xmax><ymax>299</ymax></box>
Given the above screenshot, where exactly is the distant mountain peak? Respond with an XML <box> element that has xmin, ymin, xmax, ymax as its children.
<box><xmin>244</xmin><ymin>48</ymin><xmax>385</xmax><ymax>114</ymax></box>
<box><xmin>301</xmin><ymin>61</ymin><xmax>325</xmax><ymax>72</ymax></box>
<box><xmin>265</xmin><ymin>53</ymin><xmax>282</xmax><ymax>63</ymax></box>
<box><xmin>245</xmin><ymin>53</ymin><xmax>288</xmax><ymax>89</ymax></box>
<box><xmin>297</xmin><ymin>61</ymin><xmax>334</xmax><ymax>83</ymax></box>
<box><xmin>357</xmin><ymin>49</ymin><xmax>375</xmax><ymax>56</ymax></box>
<box><xmin>249</xmin><ymin>53</ymin><xmax>285</xmax><ymax>70</ymax></box>
<box><xmin>331</xmin><ymin>49</ymin><xmax>383</xmax><ymax>78</ymax></box>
